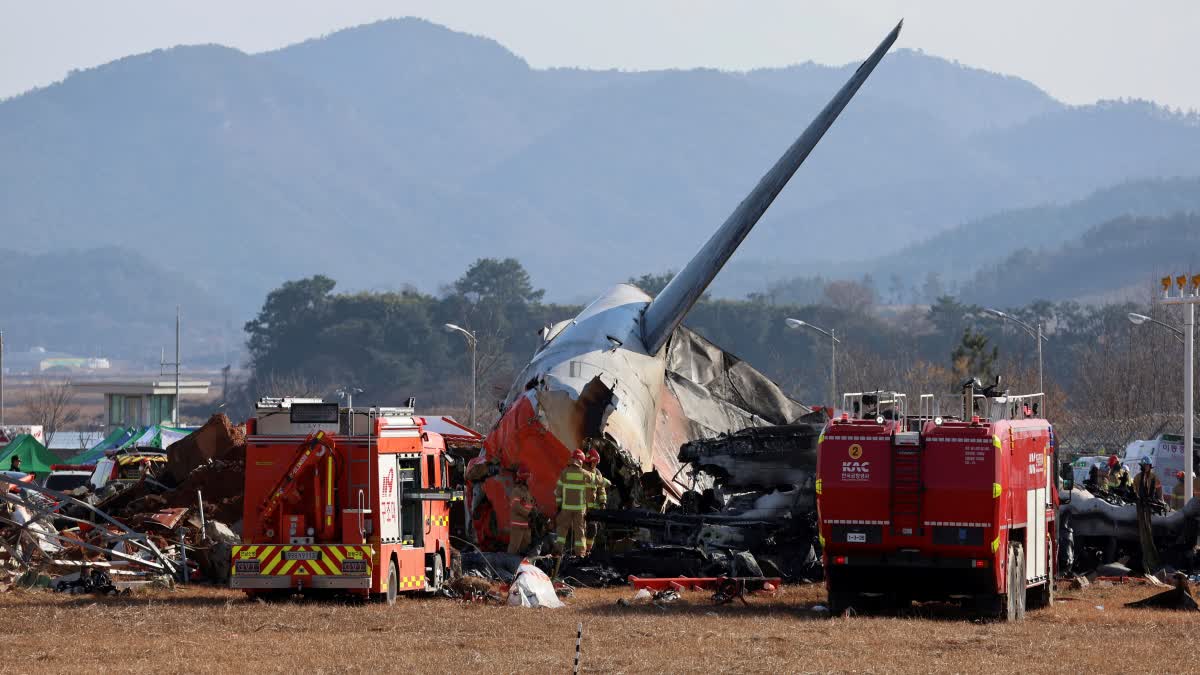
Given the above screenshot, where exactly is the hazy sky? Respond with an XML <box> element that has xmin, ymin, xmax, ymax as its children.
<box><xmin>2</xmin><ymin>0</ymin><xmax>1198</xmax><ymax>109</ymax></box>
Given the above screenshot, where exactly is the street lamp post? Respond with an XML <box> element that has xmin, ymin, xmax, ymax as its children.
<box><xmin>444</xmin><ymin>323</ymin><xmax>478</xmax><ymax>429</ymax></box>
<box><xmin>1158</xmin><ymin>275</ymin><xmax>1200</xmax><ymax>503</ymax></box>
<box><xmin>984</xmin><ymin>308</ymin><xmax>1047</xmax><ymax>409</ymax></box>
<box><xmin>1127</xmin><ymin>312</ymin><xmax>1185</xmax><ymax>342</ymax></box>
<box><xmin>785</xmin><ymin>318</ymin><xmax>841</xmax><ymax>407</ymax></box>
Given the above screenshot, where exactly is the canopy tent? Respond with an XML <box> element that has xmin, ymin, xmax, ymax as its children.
<box><xmin>66</xmin><ymin>425</ymin><xmax>193</xmax><ymax>464</ymax></box>
<box><xmin>0</xmin><ymin>434</ymin><xmax>59</xmax><ymax>477</ymax></box>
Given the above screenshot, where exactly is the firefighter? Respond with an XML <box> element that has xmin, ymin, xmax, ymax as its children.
<box><xmin>1133</xmin><ymin>455</ymin><xmax>1163</xmax><ymax>572</ymax></box>
<box><xmin>507</xmin><ymin>465</ymin><xmax>535</xmax><ymax>556</ymax></box>
<box><xmin>1171</xmin><ymin>471</ymin><xmax>1189</xmax><ymax>510</ymax></box>
<box><xmin>554</xmin><ymin>449</ymin><xmax>590</xmax><ymax>557</ymax></box>
<box><xmin>583</xmin><ymin>448</ymin><xmax>611</xmax><ymax>556</ymax></box>
<box><xmin>1085</xmin><ymin>463</ymin><xmax>1106</xmax><ymax>493</ymax></box>
<box><xmin>1106</xmin><ymin>455</ymin><xmax>1132</xmax><ymax>491</ymax></box>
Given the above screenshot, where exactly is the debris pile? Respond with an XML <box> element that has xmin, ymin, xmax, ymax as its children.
<box><xmin>588</xmin><ymin>414</ymin><xmax>826</xmax><ymax>582</ymax></box>
<box><xmin>0</xmin><ymin>414</ymin><xmax>246</xmax><ymax>592</ymax></box>
<box><xmin>1125</xmin><ymin>573</ymin><xmax>1200</xmax><ymax>611</ymax></box>
<box><xmin>1060</xmin><ymin>488</ymin><xmax>1200</xmax><ymax>575</ymax></box>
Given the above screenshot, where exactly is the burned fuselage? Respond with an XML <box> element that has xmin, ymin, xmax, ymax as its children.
<box><xmin>468</xmin><ymin>21</ymin><xmax>903</xmax><ymax>551</ymax></box>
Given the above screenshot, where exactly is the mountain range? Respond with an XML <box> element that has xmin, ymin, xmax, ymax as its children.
<box><xmin>2</xmin><ymin>17</ymin><xmax>1198</xmax><ymax>322</ymax></box>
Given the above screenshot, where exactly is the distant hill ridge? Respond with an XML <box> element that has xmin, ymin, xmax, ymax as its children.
<box><xmin>960</xmin><ymin>212</ymin><xmax>1200</xmax><ymax>305</ymax></box>
<box><xmin>2</xmin><ymin>17</ymin><xmax>1199</xmax><ymax>313</ymax></box>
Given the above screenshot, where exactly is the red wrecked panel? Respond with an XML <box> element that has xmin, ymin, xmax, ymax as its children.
<box><xmin>148</xmin><ymin>507</ymin><xmax>188</xmax><ymax>530</ymax></box>
<box><xmin>475</xmin><ymin>395</ymin><xmax>573</xmax><ymax>550</ymax></box>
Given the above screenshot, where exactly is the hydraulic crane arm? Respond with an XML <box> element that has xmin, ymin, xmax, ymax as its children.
<box><xmin>259</xmin><ymin>431</ymin><xmax>337</xmax><ymax>536</ymax></box>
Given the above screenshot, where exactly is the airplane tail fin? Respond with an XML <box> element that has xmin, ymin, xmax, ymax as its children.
<box><xmin>640</xmin><ymin>20</ymin><xmax>902</xmax><ymax>355</ymax></box>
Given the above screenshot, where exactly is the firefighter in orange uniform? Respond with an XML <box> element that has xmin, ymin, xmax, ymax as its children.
<box><xmin>554</xmin><ymin>449</ymin><xmax>590</xmax><ymax>556</ymax></box>
<box><xmin>508</xmin><ymin>465</ymin><xmax>535</xmax><ymax>555</ymax></box>
<box><xmin>583</xmin><ymin>448</ymin><xmax>610</xmax><ymax>556</ymax></box>
<box><xmin>1171</xmin><ymin>471</ymin><xmax>1188</xmax><ymax>510</ymax></box>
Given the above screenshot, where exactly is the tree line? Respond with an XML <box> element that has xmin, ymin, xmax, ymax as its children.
<box><xmin>234</xmin><ymin>258</ymin><xmax>1199</xmax><ymax>436</ymax></box>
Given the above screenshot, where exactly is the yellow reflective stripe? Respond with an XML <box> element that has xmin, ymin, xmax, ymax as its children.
<box><xmin>815</xmin><ymin>478</ymin><xmax>823</xmax><ymax>495</ymax></box>
<box><xmin>329</xmin><ymin>547</ymin><xmax>346</xmax><ymax>563</ymax></box>
<box><xmin>260</xmin><ymin>548</ymin><xmax>284</xmax><ymax>575</ymax></box>
<box><xmin>992</xmin><ymin>435</ymin><xmax>1002</xmax><ymax>449</ymax></box>
<box><xmin>993</xmin><ymin>483</ymin><xmax>1002</xmax><ymax>499</ymax></box>
<box><xmin>991</xmin><ymin>537</ymin><xmax>1000</xmax><ymax>554</ymax></box>
<box><xmin>277</xmin><ymin>559</ymin><xmax>298</xmax><ymax>575</ymax></box>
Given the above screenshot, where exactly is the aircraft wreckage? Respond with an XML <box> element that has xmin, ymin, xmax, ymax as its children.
<box><xmin>467</xmin><ymin>22</ymin><xmax>903</xmax><ymax>560</ymax></box>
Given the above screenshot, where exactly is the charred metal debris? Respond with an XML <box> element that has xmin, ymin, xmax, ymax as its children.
<box><xmin>0</xmin><ymin>414</ymin><xmax>246</xmax><ymax>593</ymax></box>
<box><xmin>588</xmin><ymin>411</ymin><xmax>827</xmax><ymax>582</ymax></box>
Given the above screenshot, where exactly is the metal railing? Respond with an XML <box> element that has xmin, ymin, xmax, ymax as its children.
<box><xmin>841</xmin><ymin>391</ymin><xmax>907</xmax><ymax>421</ymax></box>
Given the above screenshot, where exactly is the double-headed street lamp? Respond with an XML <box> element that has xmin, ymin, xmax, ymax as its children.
<box><xmin>444</xmin><ymin>323</ymin><xmax>477</xmax><ymax>429</ymax></box>
<box><xmin>785</xmin><ymin>318</ymin><xmax>841</xmax><ymax>407</ymax></box>
<box><xmin>1152</xmin><ymin>275</ymin><xmax>1200</xmax><ymax>503</ymax></box>
<box><xmin>984</xmin><ymin>308</ymin><xmax>1047</xmax><ymax>406</ymax></box>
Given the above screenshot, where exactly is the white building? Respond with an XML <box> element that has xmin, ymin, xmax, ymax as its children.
<box><xmin>75</xmin><ymin>380</ymin><xmax>211</xmax><ymax>427</ymax></box>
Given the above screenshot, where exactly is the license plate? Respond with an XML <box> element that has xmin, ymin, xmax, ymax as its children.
<box><xmin>847</xmin><ymin>532</ymin><xmax>866</xmax><ymax>543</ymax></box>
<box><xmin>284</xmin><ymin>550</ymin><xmax>320</xmax><ymax>561</ymax></box>
<box><xmin>235</xmin><ymin>561</ymin><xmax>260</xmax><ymax>575</ymax></box>
<box><xmin>341</xmin><ymin>560</ymin><xmax>368</xmax><ymax>575</ymax></box>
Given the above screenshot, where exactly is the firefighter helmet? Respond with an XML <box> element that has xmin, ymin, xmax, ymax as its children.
<box><xmin>1139</xmin><ymin>455</ymin><xmax>1153</xmax><ymax>467</ymax></box>
<box><xmin>1108</xmin><ymin>455</ymin><xmax>1120</xmax><ymax>468</ymax></box>
<box><xmin>586</xmin><ymin>448</ymin><xmax>601</xmax><ymax>465</ymax></box>
<box><xmin>572</xmin><ymin>449</ymin><xmax>586</xmax><ymax>463</ymax></box>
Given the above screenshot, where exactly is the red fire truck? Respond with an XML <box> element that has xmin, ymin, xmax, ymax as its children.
<box><xmin>817</xmin><ymin>386</ymin><xmax>1060</xmax><ymax>620</ymax></box>
<box><xmin>230</xmin><ymin>399</ymin><xmax>460</xmax><ymax>603</ymax></box>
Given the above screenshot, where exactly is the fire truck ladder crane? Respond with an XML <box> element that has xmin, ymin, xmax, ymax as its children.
<box><xmin>259</xmin><ymin>430</ymin><xmax>338</xmax><ymax>539</ymax></box>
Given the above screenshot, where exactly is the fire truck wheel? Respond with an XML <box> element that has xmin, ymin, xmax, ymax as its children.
<box><xmin>425</xmin><ymin>553</ymin><xmax>444</xmax><ymax>593</ymax></box>
<box><xmin>828</xmin><ymin>590</ymin><xmax>854</xmax><ymax>616</ymax></box>
<box><xmin>386</xmin><ymin>559</ymin><xmax>398</xmax><ymax>606</ymax></box>
<box><xmin>1004</xmin><ymin>542</ymin><xmax>1026</xmax><ymax>622</ymax></box>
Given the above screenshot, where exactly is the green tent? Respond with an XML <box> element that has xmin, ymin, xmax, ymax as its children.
<box><xmin>0</xmin><ymin>434</ymin><xmax>58</xmax><ymax>477</ymax></box>
<box><xmin>66</xmin><ymin>425</ymin><xmax>194</xmax><ymax>465</ymax></box>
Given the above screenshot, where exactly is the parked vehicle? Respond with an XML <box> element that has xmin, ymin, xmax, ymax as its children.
<box><xmin>230</xmin><ymin>398</ymin><xmax>460</xmax><ymax>602</ymax></box>
<box><xmin>818</xmin><ymin>383</ymin><xmax>1061</xmax><ymax>620</ymax></box>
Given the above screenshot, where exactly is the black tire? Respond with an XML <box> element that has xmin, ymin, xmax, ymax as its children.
<box><xmin>386</xmin><ymin>559</ymin><xmax>398</xmax><ymax>606</ymax></box>
<box><xmin>828</xmin><ymin>590</ymin><xmax>855</xmax><ymax>616</ymax></box>
<box><xmin>425</xmin><ymin>553</ymin><xmax>444</xmax><ymax>593</ymax></box>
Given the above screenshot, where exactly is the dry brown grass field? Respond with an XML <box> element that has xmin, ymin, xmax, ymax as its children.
<box><xmin>0</xmin><ymin>581</ymin><xmax>1194</xmax><ymax>673</ymax></box>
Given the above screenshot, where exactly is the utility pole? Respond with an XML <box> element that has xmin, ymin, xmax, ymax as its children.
<box><xmin>160</xmin><ymin>307</ymin><xmax>182</xmax><ymax>426</ymax></box>
<box><xmin>176</xmin><ymin>306</ymin><xmax>180</xmax><ymax>426</ymax></box>
<box><xmin>830</xmin><ymin>328</ymin><xmax>838</xmax><ymax>408</ymax></box>
<box><xmin>1161</xmin><ymin>275</ymin><xmax>1199</xmax><ymax>502</ymax></box>
<box><xmin>1</xmin><ymin>330</ymin><xmax>5</xmax><ymax>428</ymax></box>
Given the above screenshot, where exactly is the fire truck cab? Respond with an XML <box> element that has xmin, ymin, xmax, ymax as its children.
<box><xmin>818</xmin><ymin>385</ymin><xmax>1060</xmax><ymax>620</ymax></box>
<box><xmin>231</xmin><ymin>398</ymin><xmax>460</xmax><ymax>603</ymax></box>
